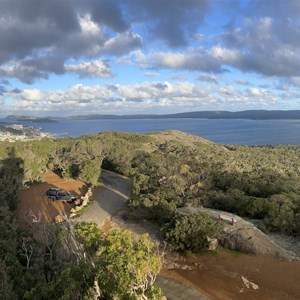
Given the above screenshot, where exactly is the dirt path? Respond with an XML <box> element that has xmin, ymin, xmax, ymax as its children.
<box><xmin>156</xmin><ymin>276</ymin><xmax>209</xmax><ymax>300</ymax></box>
<box><xmin>161</xmin><ymin>251</ymin><xmax>300</xmax><ymax>300</ymax></box>
<box><xmin>75</xmin><ymin>169</ymin><xmax>130</xmax><ymax>226</ymax></box>
<box><xmin>76</xmin><ymin>171</ymin><xmax>210</xmax><ymax>300</ymax></box>
<box><xmin>18</xmin><ymin>172</ymin><xmax>86</xmax><ymax>224</ymax></box>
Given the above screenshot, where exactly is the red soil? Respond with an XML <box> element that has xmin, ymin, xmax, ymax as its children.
<box><xmin>161</xmin><ymin>251</ymin><xmax>300</xmax><ymax>300</ymax></box>
<box><xmin>17</xmin><ymin>172</ymin><xmax>86</xmax><ymax>224</ymax></box>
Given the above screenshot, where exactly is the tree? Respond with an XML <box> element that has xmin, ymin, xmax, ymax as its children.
<box><xmin>79</xmin><ymin>160</ymin><xmax>101</xmax><ymax>186</ymax></box>
<box><xmin>163</xmin><ymin>213</ymin><xmax>223</xmax><ymax>252</ymax></box>
<box><xmin>264</xmin><ymin>195</ymin><xmax>296</xmax><ymax>234</ymax></box>
<box><xmin>75</xmin><ymin>222</ymin><xmax>103</xmax><ymax>255</ymax></box>
<box><xmin>0</xmin><ymin>260</ymin><xmax>17</xmax><ymax>300</ymax></box>
<box><xmin>96</xmin><ymin>229</ymin><xmax>163</xmax><ymax>300</ymax></box>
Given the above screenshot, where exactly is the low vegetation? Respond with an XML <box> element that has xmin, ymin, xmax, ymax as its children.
<box><xmin>163</xmin><ymin>213</ymin><xmax>224</xmax><ymax>252</ymax></box>
<box><xmin>1</xmin><ymin>130</ymin><xmax>300</xmax><ymax>298</ymax></box>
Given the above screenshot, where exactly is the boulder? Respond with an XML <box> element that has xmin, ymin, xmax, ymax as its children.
<box><xmin>54</xmin><ymin>215</ymin><xmax>66</xmax><ymax>223</ymax></box>
<box><xmin>87</xmin><ymin>188</ymin><xmax>92</xmax><ymax>197</ymax></box>
<box><xmin>206</xmin><ymin>236</ymin><xmax>218</xmax><ymax>251</ymax></box>
<box><xmin>165</xmin><ymin>262</ymin><xmax>180</xmax><ymax>270</ymax></box>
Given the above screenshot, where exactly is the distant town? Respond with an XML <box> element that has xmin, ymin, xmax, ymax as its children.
<box><xmin>0</xmin><ymin>124</ymin><xmax>51</xmax><ymax>142</ymax></box>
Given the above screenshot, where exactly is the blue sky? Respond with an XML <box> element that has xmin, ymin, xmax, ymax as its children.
<box><xmin>0</xmin><ymin>0</ymin><xmax>300</xmax><ymax>116</ymax></box>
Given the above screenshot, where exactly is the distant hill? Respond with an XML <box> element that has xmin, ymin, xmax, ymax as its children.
<box><xmin>66</xmin><ymin>114</ymin><xmax>158</xmax><ymax>120</ymax></box>
<box><xmin>65</xmin><ymin>110</ymin><xmax>300</xmax><ymax>120</ymax></box>
<box><xmin>5</xmin><ymin>115</ymin><xmax>59</xmax><ymax>123</ymax></box>
<box><xmin>5</xmin><ymin>110</ymin><xmax>300</xmax><ymax>121</ymax></box>
<box><xmin>165</xmin><ymin>110</ymin><xmax>300</xmax><ymax>120</ymax></box>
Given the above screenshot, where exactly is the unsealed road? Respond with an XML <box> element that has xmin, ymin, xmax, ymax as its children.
<box><xmin>76</xmin><ymin>170</ymin><xmax>210</xmax><ymax>299</ymax></box>
<box><xmin>75</xmin><ymin>169</ymin><xmax>130</xmax><ymax>226</ymax></box>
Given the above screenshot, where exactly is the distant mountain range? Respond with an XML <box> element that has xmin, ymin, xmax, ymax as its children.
<box><xmin>5</xmin><ymin>110</ymin><xmax>300</xmax><ymax>121</ymax></box>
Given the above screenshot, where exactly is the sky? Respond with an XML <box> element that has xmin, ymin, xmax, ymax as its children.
<box><xmin>1</xmin><ymin>0</ymin><xmax>300</xmax><ymax>117</ymax></box>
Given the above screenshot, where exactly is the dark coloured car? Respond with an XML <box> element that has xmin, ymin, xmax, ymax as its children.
<box><xmin>46</xmin><ymin>188</ymin><xmax>80</xmax><ymax>205</ymax></box>
<box><xmin>46</xmin><ymin>188</ymin><xmax>58</xmax><ymax>200</ymax></box>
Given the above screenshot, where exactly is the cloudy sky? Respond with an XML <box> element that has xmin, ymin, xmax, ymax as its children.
<box><xmin>1</xmin><ymin>0</ymin><xmax>300</xmax><ymax>117</ymax></box>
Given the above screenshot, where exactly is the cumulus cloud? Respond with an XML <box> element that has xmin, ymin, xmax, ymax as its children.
<box><xmin>6</xmin><ymin>81</ymin><xmax>284</xmax><ymax>115</ymax></box>
<box><xmin>0</xmin><ymin>55</ymin><xmax>66</xmax><ymax>83</ymax></box>
<box><xmin>0</xmin><ymin>1</ymin><xmax>140</xmax><ymax>83</ymax></box>
<box><xmin>126</xmin><ymin>0</ymin><xmax>209</xmax><ymax>47</ymax></box>
<box><xmin>102</xmin><ymin>32</ymin><xmax>143</xmax><ymax>56</ymax></box>
<box><xmin>124</xmin><ymin>48</ymin><xmax>226</xmax><ymax>73</ymax></box>
<box><xmin>0</xmin><ymin>0</ymin><xmax>212</xmax><ymax>83</ymax></box>
<box><xmin>1</xmin><ymin>0</ymin><xmax>300</xmax><ymax>114</ymax></box>
<box><xmin>65</xmin><ymin>60</ymin><xmax>113</xmax><ymax>78</ymax></box>
<box><xmin>220</xmin><ymin>17</ymin><xmax>300</xmax><ymax>77</ymax></box>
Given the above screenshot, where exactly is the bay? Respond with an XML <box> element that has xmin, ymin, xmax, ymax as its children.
<box><xmin>3</xmin><ymin>118</ymin><xmax>300</xmax><ymax>145</ymax></box>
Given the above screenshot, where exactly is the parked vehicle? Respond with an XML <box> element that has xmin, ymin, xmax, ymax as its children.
<box><xmin>46</xmin><ymin>188</ymin><xmax>81</xmax><ymax>206</ymax></box>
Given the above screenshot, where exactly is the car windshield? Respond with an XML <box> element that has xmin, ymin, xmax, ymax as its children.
<box><xmin>57</xmin><ymin>191</ymin><xmax>67</xmax><ymax>196</ymax></box>
<box><xmin>47</xmin><ymin>190</ymin><xmax>57</xmax><ymax>195</ymax></box>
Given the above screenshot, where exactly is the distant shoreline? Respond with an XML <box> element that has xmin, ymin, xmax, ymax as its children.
<box><xmin>4</xmin><ymin>109</ymin><xmax>300</xmax><ymax>121</ymax></box>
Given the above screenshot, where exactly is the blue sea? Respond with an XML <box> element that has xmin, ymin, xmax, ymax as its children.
<box><xmin>3</xmin><ymin>118</ymin><xmax>300</xmax><ymax>145</ymax></box>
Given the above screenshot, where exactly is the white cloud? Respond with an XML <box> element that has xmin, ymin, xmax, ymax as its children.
<box><xmin>247</xmin><ymin>87</ymin><xmax>264</xmax><ymax>97</ymax></box>
<box><xmin>102</xmin><ymin>31</ymin><xmax>142</xmax><ymax>56</ymax></box>
<box><xmin>65</xmin><ymin>60</ymin><xmax>113</xmax><ymax>78</ymax></box>
<box><xmin>6</xmin><ymin>80</ymin><xmax>286</xmax><ymax>115</ymax></box>
<box><xmin>21</xmin><ymin>89</ymin><xmax>44</xmax><ymax>101</ymax></box>
<box><xmin>79</xmin><ymin>15</ymin><xmax>101</xmax><ymax>36</ymax></box>
<box><xmin>122</xmin><ymin>48</ymin><xmax>224</xmax><ymax>72</ymax></box>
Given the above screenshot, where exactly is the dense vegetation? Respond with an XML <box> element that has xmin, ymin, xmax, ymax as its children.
<box><xmin>1</xmin><ymin>130</ymin><xmax>300</xmax><ymax>298</ymax></box>
<box><xmin>1</xmin><ymin>130</ymin><xmax>299</xmax><ymax>237</ymax></box>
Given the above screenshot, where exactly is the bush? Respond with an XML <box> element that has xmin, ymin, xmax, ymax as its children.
<box><xmin>264</xmin><ymin>195</ymin><xmax>296</xmax><ymax>234</ymax></box>
<box><xmin>163</xmin><ymin>213</ymin><xmax>223</xmax><ymax>252</ymax></box>
<box><xmin>75</xmin><ymin>222</ymin><xmax>103</xmax><ymax>254</ymax></box>
<box><xmin>78</xmin><ymin>160</ymin><xmax>101</xmax><ymax>186</ymax></box>
<box><xmin>96</xmin><ymin>229</ymin><xmax>163</xmax><ymax>299</ymax></box>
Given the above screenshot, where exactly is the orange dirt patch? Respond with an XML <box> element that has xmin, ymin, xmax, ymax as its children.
<box><xmin>161</xmin><ymin>251</ymin><xmax>300</xmax><ymax>300</ymax></box>
<box><xmin>17</xmin><ymin>171</ymin><xmax>86</xmax><ymax>224</ymax></box>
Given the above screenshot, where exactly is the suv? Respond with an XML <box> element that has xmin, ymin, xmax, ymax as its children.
<box><xmin>46</xmin><ymin>188</ymin><xmax>81</xmax><ymax>205</ymax></box>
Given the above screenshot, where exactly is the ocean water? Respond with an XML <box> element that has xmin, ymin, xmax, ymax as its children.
<box><xmin>3</xmin><ymin>118</ymin><xmax>300</xmax><ymax>145</ymax></box>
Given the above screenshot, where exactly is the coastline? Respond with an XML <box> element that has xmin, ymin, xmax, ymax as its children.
<box><xmin>0</xmin><ymin>123</ymin><xmax>52</xmax><ymax>142</ymax></box>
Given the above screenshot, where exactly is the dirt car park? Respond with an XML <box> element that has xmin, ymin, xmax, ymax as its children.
<box><xmin>17</xmin><ymin>171</ymin><xmax>86</xmax><ymax>224</ymax></box>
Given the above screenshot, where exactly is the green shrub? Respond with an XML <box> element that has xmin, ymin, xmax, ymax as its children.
<box><xmin>75</xmin><ymin>222</ymin><xmax>103</xmax><ymax>254</ymax></box>
<box><xmin>163</xmin><ymin>213</ymin><xmax>223</xmax><ymax>252</ymax></box>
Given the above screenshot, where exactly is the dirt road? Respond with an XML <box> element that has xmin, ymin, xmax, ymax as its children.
<box><xmin>75</xmin><ymin>169</ymin><xmax>130</xmax><ymax>226</ymax></box>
